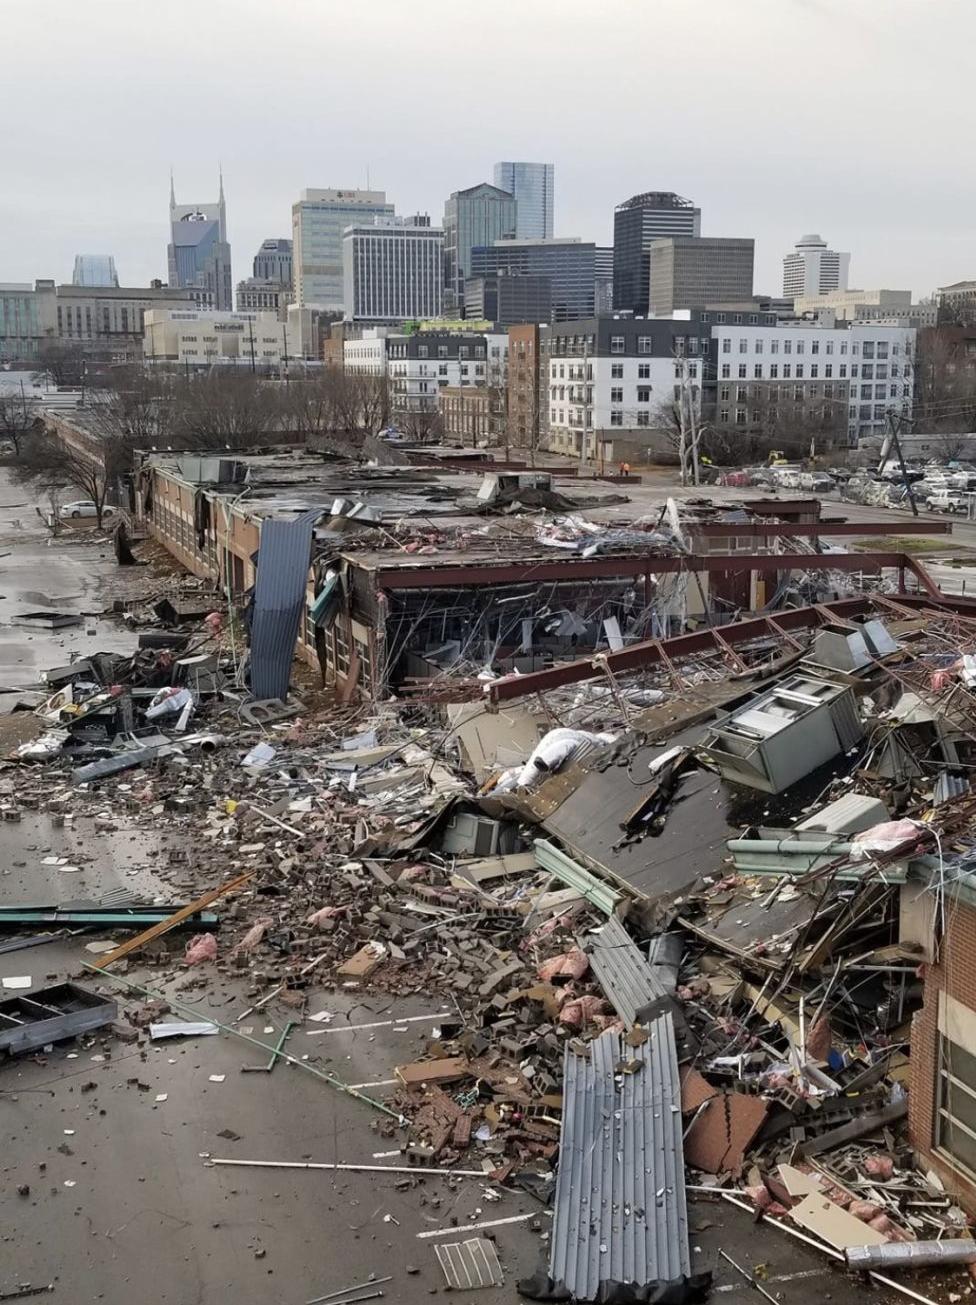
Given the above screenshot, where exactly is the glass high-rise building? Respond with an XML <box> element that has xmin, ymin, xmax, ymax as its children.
<box><xmin>442</xmin><ymin>184</ymin><xmax>517</xmax><ymax>315</ymax></box>
<box><xmin>493</xmin><ymin>162</ymin><xmax>554</xmax><ymax>240</ymax></box>
<box><xmin>292</xmin><ymin>189</ymin><xmax>393</xmax><ymax>310</ymax></box>
<box><xmin>72</xmin><ymin>256</ymin><xmax>119</xmax><ymax>288</ymax></box>
<box><xmin>613</xmin><ymin>192</ymin><xmax>700</xmax><ymax>315</ymax></box>
<box><xmin>167</xmin><ymin>172</ymin><xmax>233</xmax><ymax>311</ymax></box>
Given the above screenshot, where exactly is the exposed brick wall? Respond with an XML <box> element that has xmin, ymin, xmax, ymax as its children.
<box><xmin>909</xmin><ymin>896</ymin><xmax>976</xmax><ymax>1211</ymax></box>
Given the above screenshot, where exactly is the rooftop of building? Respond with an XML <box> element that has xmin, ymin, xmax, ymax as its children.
<box><xmin>616</xmin><ymin>192</ymin><xmax>696</xmax><ymax>211</ymax></box>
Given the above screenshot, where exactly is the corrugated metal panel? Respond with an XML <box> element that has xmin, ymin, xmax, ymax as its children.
<box><xmin>533</xmin><ymin>838</ymin><xmax>622</xmax><ymax>915</ymax></box>
<box><xmin>585</xmin><ymin>915</ymin><xmax>670</xmax><ymax>1027</ymax></box>
<box><xmin>548</xmin><ymin>1019</ymin><xmax>690</xmax><ymax>1300</ymax></box>
<box><xmin>935</xmin><ymin>772</ymin><xmax>970</xmax><ymax>805</ymax></box>
<box><xmin>829</xmin><ymin>690</ymin><xmax>864</xmax><ymax>752</ymax></box>
<box><xmin>249</xmin><ymin>511</ymin><xmax>318</xmax><ymax>701</ymax></box>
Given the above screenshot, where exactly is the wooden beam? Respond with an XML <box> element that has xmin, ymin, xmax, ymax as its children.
<box><xmin>90</xmin><ymin>872</ymin><xmax>254</xmax><ymax>970</ymax></box>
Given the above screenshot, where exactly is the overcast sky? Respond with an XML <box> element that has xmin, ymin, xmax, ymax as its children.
<box><xmin>2</xmin><ymin>0</ymin><xmax>970</xmax><ymax>299</ymax></box>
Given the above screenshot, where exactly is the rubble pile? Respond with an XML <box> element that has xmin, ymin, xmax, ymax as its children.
<box><xmin>12</xmin><ymin>524</ymin><xmax>976</xmax><ymax>1301</ymax></box>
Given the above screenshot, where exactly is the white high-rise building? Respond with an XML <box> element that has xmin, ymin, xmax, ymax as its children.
<box><xmin>492</xmin><ymin>161</ymin><xmax>554</xmax><ymax>239</ymax></box>
<box><xmin>292</xmin><ymin>189</ymin><xmax>394</xmax><ymax>310</ymax></box>
<box><xmin>342</xmin><ymin>218</ymin><xmax>443</xmax><ymax>322</ymax></box>
<box><xmin>783</xmin><ymin>234</ymin><xmax>851</xmax><ymax>299</ymax></box>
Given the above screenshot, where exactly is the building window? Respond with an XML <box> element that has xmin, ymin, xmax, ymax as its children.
<box><xmin>862</xmin><ymin>341</ymin><xmax>875</xmax><ymax>359</ymax></box>
<box><xmin>796</xmin><ymin>340</ymin><xmax>805</xmax><ymax>355</ymax></box>
<box><xmin>840</xmin><ymin>364</ymin><xmax>847</xmax><ymax>378</ymax></box>
<box><xmin>719</xmin><ymin>408</ymin><xmax>729</xmax><ymax>423</ymax></box>
<box><xmin>754</xmin><ymin>364</ymin><xmax>762</xmax><ymax>379</ymax></box>
<box><xmin>851</xmin><ymin>365</ymin><xmax>859</xmax><ymax>378</ymax></box>
<box><xmin>738</xmin><ymin>338</ymin><xmax>748</xmax><ymax>353</ymax></box>
<box><xmin>825</xmin><ymin>364</ymin><xmax>832</xmax><ymax>378</ymax></box>
<box><xmin>771</xmin><ymin>339</ymin><xmax>779</xmax><ymax>354</ymax></box>
<box><xmin>418</xmin><ymin>345</ymin><xmax>428</xmax><ymax>358</ymax></box>
<box><xmin>638</xmin><ymin>363</ymin><xmax>650</xmax><ymax>379</ymax></box>
<box><xmin>611</xmin><ymin>362</ymin><xmax>623</xmax><ymax>378</ymax></box>
<box><xmin>701</xmin><ymin>312</ymin><xmax>710</xmax><ymax>322</ymax></box>
<box><xmin>735</xmin><ymin>408</ymin><xmax>746</xmax><ymax>425</ymax></box>
<box><xmin>810</xmin><ymin>364</ymin><xmax>818</xmax><ymax>378</ymax></box>
<box><xmin>796</xmin><ymin>364</ymin><xmax>804</xmax><ymax>378</ymax></box>
<box><xmin>637</xmin><ymin>336</ymin><xmax>653</xmax><ymax>354</ymax></box>
<box><xmin>862</xmin><ymin>364</ymin><xmax>874</xmax><ymax>379</ymax></box>
<box><xmin>722</xmin><ymin>338</ymin><xmax>731</xmax><ymax>354</ymax></box>
<box><xmin>610</xmin><ymin>336</ymin><xmax>624</xmax><ymax>354</ymax></box>
<box><xmin>811</xmin><ymin>340</ymin><xmax>820</xmax><ymax>354</ymax></box>
<box><xmin>783</xmin><ymin>364</ymin><xmax>791</xmax><ymax>378</ymax></box>
<box><xmin>721</xmin><ymin>363</ymin><xmax>730</xmax><ymax>379</ymax></box>
<box><xmin>720</xmin><ymin>385</ymin><xmax>730</xmax><ymax>401</ymax></box>
<box><xmin>438</xmin><ymin>345</ymin><xmax>448</xmax><ymax>359</ymax></box>
<box><xmin>610</xmin><ymin>387</ymin><xmax>623</xmax><ymax>403</ymax></box>
<box><xmin>610</xmin><ymin>410</ymin><xmax>623</xmax><ymax>426</ymax></box>
<box><xmin>755</xmin><ymin>339</ymin><xmax>763</xmax><ymax>354</ymax></box>
<box><xmin>636</xmin><ymin>411</ymin><xmax>651</xmax><ymax>426</ymax></box>
<box><xmin>783</xmin><ymin>339</ymin><xmax>792</xmax><ymax>354</ymax></box>
<box><xmin>826</xmin><ymin>341</ymin><xmax>834</xmax><ymax>355</ymax></box>
<box><xmin>716</xmin><ymin>312</ymin><xmax>727</xmax><ymax>324</ymax></box>
<box><xmin>637</xmin><ymin>387</ymin><xmax>651</xmax><ymax>403</ymax></box>
<box><xmin>769</xmin><ymin>364</ymin><xmax>778</xmax><ymax>379</ymax></box>
<box><xmin>738</xmin><ymin>364</ymin><xmax>747</xmax><ymax>378</ymax></box>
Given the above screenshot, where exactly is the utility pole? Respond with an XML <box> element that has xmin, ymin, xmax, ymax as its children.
<box><xmin>247</xmin><ymin>317</ymin><xmax>256</xmax><ymax>375</ymax></box>
<box><xmin>281</xmin><ymin>324</ymin><xmax>290</xmax><ymax>388</ymax></box>
<box><xmin>676</xmin><ymin>351</ymin><xmax>688</xmax><ymax>486</ymax></box>
<box><xmin>576</xmin><ymin>332</ymin><xmax>591</xmax><ymax>473</ymax></box>
<box><xmin>682</xmin><ymin>355</ymin><xmax>701</xmax><ymax>486</ymax></box>
<box><xmin>882</xmin><ymin>408</ymin><xmax>918</xmax><ymax>516</ymax></box>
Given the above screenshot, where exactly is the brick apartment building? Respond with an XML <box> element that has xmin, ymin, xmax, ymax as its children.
<box><xmin>507</xmin><ymin>323</ymin><xmax>541</xmax><ymax>449</ymax></box>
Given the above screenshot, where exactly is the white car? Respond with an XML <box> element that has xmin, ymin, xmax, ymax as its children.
<box><xmin>58</xmin><ymin>501</ymin><xmax>115</xmax><ymax>519</ymax></box>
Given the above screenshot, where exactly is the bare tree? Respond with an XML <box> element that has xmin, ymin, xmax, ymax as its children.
<box><xmin>170</xmin><ymin>373</ymin><xmax>287</xmax><ymax>449</ymax></box>
<box><xmin>33</xmin><ymin>340</ymin><xmax>86</xmax><ymax>388</ymax></box>
<box><xmin>915</xmin><ymin>328</ymin><xmax>976</xmax><ymax>432</ymax></box>
<box><xmin>398</xmin><ymin>407</ymin><xmax>443</xmax><ymax>443</ymax></box>
<box><xmin>0</xmin><ymin>389</ymin><xmax>41</xmax><ymax>456</ymax></box>
<box><xmin>10</xmin><ymin>425</ymin><xmax>117</xmax><ymax>528</ymax></box>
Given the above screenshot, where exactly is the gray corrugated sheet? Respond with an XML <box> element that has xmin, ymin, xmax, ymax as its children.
<box><xmin>249</xmin><ymin>510</ymin><xmax>318</xmax><ymax>701</ymax></box>
<box><xmin>548</xmin><ymin>1018</ymin><xmax>689</xmax><ymax>1300</ymax></box>
<box><xmin>935</xmin><ymin>772</ymin><xmax>970</xmax><ymax>805</ymax></box>
<box><xmin>584</xmin><ymin>915</ymin><xmax>670</xmax><ymax>1027</ymax></box>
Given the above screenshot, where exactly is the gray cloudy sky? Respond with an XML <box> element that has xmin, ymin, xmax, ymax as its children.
<box><xmin>2</xmin><ymin>0</ymin><xmax>970</xmax><ymax>298</ymax></box>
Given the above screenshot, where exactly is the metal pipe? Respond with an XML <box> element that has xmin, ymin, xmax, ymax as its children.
<box><xmin>208</xmin><ymin>1158</ymin><xmax>486</xmax><ymax>1177</ymax></box>
<box><xmin>82</xmin><ymin>964</ymin><xmax>402</xmax><ymax>1122</ymax></box>
<box><xmin>305</xmin><ymin>1278</ymin><xmax>392</xmax><ymax>1304</ymax></box>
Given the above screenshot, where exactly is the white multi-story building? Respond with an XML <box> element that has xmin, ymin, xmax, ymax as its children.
<box><xmin>386</xmin><ymin>330</ymin><xmax>508</xmax><ymax>416</ymax></box>
<box><xmin>342</xmin><ymin>219</ymin><xmax>443</xmax><ymax>322</ymax></box>
<box><xmin>292</xmin><ymin>189</ymin><xmax>394</xmax><ymax>310</ymax></box>
<box><xmin>542</xmin><ymin>315</ymin><xmax>710</xmax><ymax>456</ymax></box>
<box><xmin>783</xmin><ymin>234</ymin><xmax>850</xmax><ymax>299</ymax></box>
<box><xmin>711</xmin><ymin>321</ymin><xmax>914</xmax><ymax>443</ymax></box>
<box><xmin>344</xmin><ymin>328</ymin><xmax>390</xmax><ymax>375</ymax></box>
<box><xmin>143</xmin><ymin>309</ymin><xmax>283</xmax><ymax>369</ymax></box>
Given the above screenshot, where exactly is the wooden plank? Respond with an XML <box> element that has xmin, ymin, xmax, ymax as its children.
<box><xmin>89</xmin><ymin>873</ymin><xmax>254</xmax><ymax>970</ymax></box>
<box><xmin>790</xmin><ymin>1192</ymin><xmax>888</xmax><ymax>1250</ymax></box>
<box><xmin>394</xmin><ymin>1056</ymin><xmax>471</xmax><ymax>1087</ymax></box>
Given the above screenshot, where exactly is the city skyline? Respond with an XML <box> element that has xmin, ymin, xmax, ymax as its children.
<box><xmin>1</xmin><ymin>0</ymin><xmax>974</xmax><ymax>300</ymax></box>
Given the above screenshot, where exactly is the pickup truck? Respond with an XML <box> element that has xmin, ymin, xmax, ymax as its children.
<box><xmin>925</xmin><ymin>490</ymin><xmax>971</xmax><ymax>515</ymax></box>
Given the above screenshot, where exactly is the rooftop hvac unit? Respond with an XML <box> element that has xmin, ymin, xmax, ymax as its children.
<box><xmin>440</xmin><ymin>812</ymin><xmax>521</xmax><ymax>857</ymax></box>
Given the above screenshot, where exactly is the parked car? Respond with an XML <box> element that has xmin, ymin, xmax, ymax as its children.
<box><xmin>58</xmin><ymin>500</ymin><xmax>114</xmax><ymax>519</ymax></box>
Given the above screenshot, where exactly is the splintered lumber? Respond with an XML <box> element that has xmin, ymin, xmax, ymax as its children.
<box><xmin>89</xmin><ymin>873</ymin><xmax>254</xmax><ymax>969</ymax></box>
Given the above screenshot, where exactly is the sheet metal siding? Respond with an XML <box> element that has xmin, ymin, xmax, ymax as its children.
<box><xmin>250</xmin><ymin>512</ymin><xmax>317</xmax><ymax>701</ymax></box>
<box><xmin>586</xmin><ymin>916</ymin><xmax>669</xmax><ymax>1026</ymax></box>
<box><xmin>549</xmin><ymin>1019</ymin><xmax>689</xmax><ymax>1299</ymax></box>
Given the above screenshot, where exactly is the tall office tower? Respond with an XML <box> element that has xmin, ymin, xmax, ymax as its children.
<box><xmin>292</xmin><ymin>189</ymin><xmax>394</xmax><ymax>310</ymax></box>
<box><xmin>167</xmin><ymin>172</ymin><xmax>233</xmax><ymax>310</ymax></box>
<box><xmin>253</xmin><ymin>238</ymin><xmax>293</xmax><ymax>285</ymax></box>
<box><xmin>72</xmin><ymin>256</ymin><xmax>119</xmax><ymax>288</ymax></box>
<box><xmin>492</xmin><ymin>161</ymin><xmax>554</xmax><ymax>239</ymax></box>
<box><xmin>342</xmin><ymin>218</ymin><xmax>443</xmax><ymax>322</ymax></box>
<box><xmin>613</xmin><ymin>191</ymin><xmax>700</xmax><ymax>314</ymax></box>
<box><xmin>442</xmin><ymin>184</ymin><xmax>517</xmax><ymax>315</ymax></box>
<box><xmin>648</xmin><ymin>237</ymin><xmax>755</xmax><ymax>315</ymax></box>
<box><xmin>783</xmin><ymin>234</ymin><xmax>850</xmax><ymax>299</ymax></box>
<box><xmin>471</xmin><ymin>237</ymin><xmax>598</xmax><ymax>321</ymax></box>
<box><xmin>594</xmin><ymin>247</ymin><xmax>614</xmax><ymax>314</ymax></box>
